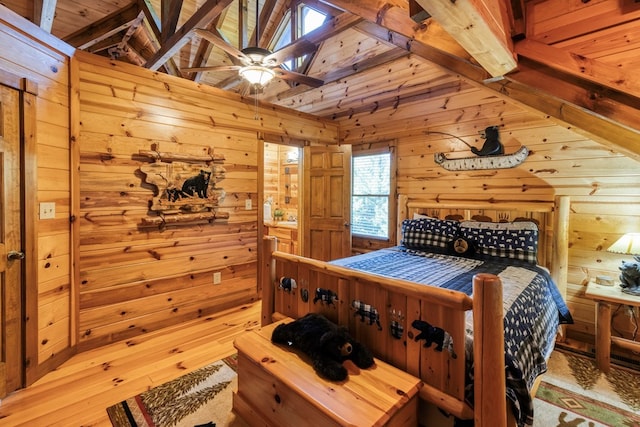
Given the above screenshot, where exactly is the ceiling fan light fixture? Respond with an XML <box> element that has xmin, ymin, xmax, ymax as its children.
<box><xmin>239</xmin><ymin>65</ymin><xmax>276</xmax><ymax>86</ymax></box>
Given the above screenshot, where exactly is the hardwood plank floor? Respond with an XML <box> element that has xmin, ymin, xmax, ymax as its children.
<box><xmin>0</xmin><ymin>301</ymin><xmax>262</xmax><ymax>427</ymax></box>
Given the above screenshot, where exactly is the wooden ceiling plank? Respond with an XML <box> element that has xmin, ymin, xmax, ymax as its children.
<box><xmin>354</xmin><ymin>19</ymin><xmax>490</xmax><ymax>82</ymax></box>
<box><xmin>145</xmin><ymin>0</ymin><xmax>235</xmax><ymax>70</ymax></box>
<box><xmin>33</xmin><ymin>0</ymin><xmax>57</xmax><ymax>33</ymax></box>
<box><xmin>527</xmin><ymin>0</ymin><xmax>640</xmax><ymax>44</ymax></box>
<box><xmin>319</xmin><ymin>46</ymin><xmax>409</xmax><ymax>84</ymax></box>
<box><xmin>63</xmin><ymin>2</ymin><xmax>140</xmax><ymax>49</ymax></box>
<box><xmin>414</xmin><ymin>0</ymin><xmax>517</xmax><ymax>77</ymax></box>
<box><xmin>321</xmin><ymin>1</ymin><xmax>488</xmax><ymax>81</ymax></box>
<box><xmin>515</xmin><ymin>38</ymin><xmax>640</xmax><ymax>100</ymax></box>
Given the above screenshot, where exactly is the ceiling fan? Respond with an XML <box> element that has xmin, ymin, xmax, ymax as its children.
<box><xmin>184</xmin><ymin>2</ymin><xmax>324</xmax><ymax>89</ymax></box>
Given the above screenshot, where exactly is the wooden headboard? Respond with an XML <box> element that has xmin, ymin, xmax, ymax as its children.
<box><xmin>396</xmin><ymin>194</ymin><xmax>570</xmax><ymax>300</ymax></box>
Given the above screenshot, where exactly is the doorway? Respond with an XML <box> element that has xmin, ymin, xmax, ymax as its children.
<box><xmin>0</xmin><ymin>82</ymin><xmax>25</xmax><ymax>397</ymax></box>
<box><xmin>263</xmin><ymin>142</ymin><xmax>301</xmax><ymax>255</ymax></box>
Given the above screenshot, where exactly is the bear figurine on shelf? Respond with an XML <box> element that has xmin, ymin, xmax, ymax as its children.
<box><xmin>271</xmin><ymin>313</ymin><xmax>375</xmax><ymax>381</ymax></box>
<box><xmin>619</xmin><ymin>255</ymin><xmax>640</xmax><ymax>296</ymax></box>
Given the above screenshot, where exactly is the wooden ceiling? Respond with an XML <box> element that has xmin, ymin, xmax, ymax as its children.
<box><xmin>2</xmin><ymin>0</ymin><xmax>640</xmax><ymax>157</ymax></box>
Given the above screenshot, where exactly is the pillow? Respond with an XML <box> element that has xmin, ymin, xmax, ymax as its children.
<box><xmin>401</xmin><ymin>217</ymin><xmax>460</xmax><ymax>251</ymax></box>
<box><xmin>447</xmin><ymin>235</ymin><xmax>476</xmax><ymax>257</ymax></box>
<box><xmin>413</xmin><ymin>212</ymin><xmax>431</xmax><ymax>219</ymax></box>
<box><xmin>459</xmin><ymin>220</ymin><xmax>539</xmax><ymax>263</ymax></box>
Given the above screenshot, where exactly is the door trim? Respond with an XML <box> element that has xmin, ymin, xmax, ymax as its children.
<box><xmin>0</xmin><ymin>69</ymin><xmax>37</xmax><ymax>389</ymax></box>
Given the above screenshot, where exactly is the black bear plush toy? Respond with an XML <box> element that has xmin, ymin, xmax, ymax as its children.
<box><xmin>271</xmin><ymin>313</ymin><xmax>375</xmax><ymax>381</ymax></box>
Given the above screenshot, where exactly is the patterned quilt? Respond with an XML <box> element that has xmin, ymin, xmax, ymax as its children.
<box><xmin>332</xmin><ymin>246</ymin><xmax>573</xmax><ymax>427</ymax></box>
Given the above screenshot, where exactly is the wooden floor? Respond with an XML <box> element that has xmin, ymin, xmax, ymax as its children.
<box><xmin>0</xmin><ymin>301</ymin><xmax>262</xmax><ymax>427</ymax></box>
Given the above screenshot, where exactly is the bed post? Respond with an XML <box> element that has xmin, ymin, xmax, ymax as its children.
<box><xmin>261</xmin><ymin>236</ymin><xmax>277</xmax><ymax>326</ymax></box>
<box><xmin>473</xmin><ymin>273</ymin><xmax>507</xmax><ymax>427</ymax></box>
<box><xmin>397</xmin><ymin>194</ymin><xmax>408</xmax><ymax>245</ymax></box>
<box><xmin>551</xmin><ymin>196</ymin><xmax>570</xmax><ymax>300</ymax></box>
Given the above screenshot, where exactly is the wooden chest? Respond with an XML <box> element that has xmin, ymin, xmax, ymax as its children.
<box><xmin>232</xmin><ymin>319</ymin><xmax>421</xmax><ymax>427</ymax></box>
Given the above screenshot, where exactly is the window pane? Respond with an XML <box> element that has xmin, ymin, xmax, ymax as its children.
<box><xmin>352</xmin><ymin>196</ymin><xmax>389</xmax><ymax>238</ymax></box>
<box><xmin>302</xmin><ymin>7</ymin><xmax>326</xmax><ymax>34</ymax></box>
<box><xmin>351</xmin><ymin>153</ymin><xmax>390</xmax><ymax>239</ymax></box>
<box><xmin>353</xmin><ymin>154</ymin><xmax>390</xmax><ymax>195</ymax></box>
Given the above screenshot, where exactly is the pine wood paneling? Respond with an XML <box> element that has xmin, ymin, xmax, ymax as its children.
<box><xmin>340</xmin><ymin>73</ymin><xmax>640</xmax><ymax>346</ymax></box>
<box><xmin>0</xmin><ymin>9</ymin><xmax>74</xmax><ymax>374</ymax></box>
<box><xmin>75</xmin><ymin>50</ymin><xmax>337</xmax><ymax>350</ymax></box>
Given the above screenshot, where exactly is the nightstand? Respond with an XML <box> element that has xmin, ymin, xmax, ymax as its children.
<box><xmin>585</xmin><ymin>282</ymin><xmax>640</xmax><ymax>372</ymax></box>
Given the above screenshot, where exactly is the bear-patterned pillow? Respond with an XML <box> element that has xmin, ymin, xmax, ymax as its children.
<box><xmin>459</xmin><ymin>220</ymin><xmax>539</xmax><ymax>264</ymax></box>
<box><xmin>401</xmin><ymin>217</ymin><xmax>460</xmax><ymax>251</ymax></box>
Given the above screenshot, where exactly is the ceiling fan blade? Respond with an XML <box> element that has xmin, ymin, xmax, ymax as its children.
<box><xmin>182</xmin><ymin>65</ymin><xmax>242</xmax><ymax>73</ymax></box>
<box><xmin>195</xmin><ymin>28</ymin><xmax>250</xmax><ymax>64</ymax></box>
<box><xmin>263</xmin><ymin>37</ymin><xmax>319</xmax><ymax>66</ymax></box>
<box><xmin>274</xmin><ymin>68</ymin><xmax>324</xmax><ymax>88</ymax></box>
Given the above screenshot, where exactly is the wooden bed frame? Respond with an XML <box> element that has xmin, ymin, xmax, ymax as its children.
<box><xmin>260</xmin><ymin>195</ymin><xmax>570</xmax><ymax>427</ymax></box>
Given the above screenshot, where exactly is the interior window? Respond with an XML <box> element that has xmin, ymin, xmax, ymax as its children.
<box><xmin>351</xmin><ymin>153</ymin><xmax>391</xmax><ymax>239</ymax></box>
<box><xmin>270</xmin><ymin>4</ymin><xmax>327</xmax><ymax>70</ymax></box>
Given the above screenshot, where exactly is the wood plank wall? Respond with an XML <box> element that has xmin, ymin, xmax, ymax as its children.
<box><xmin>0</xmin><ymin>9</ymin><xmax>74</xmax><ymax>369</ymax></box>
<box><xmin>338</xmin><ymin>80</ymin><xmax>640</xmax><ymax>348</ymax></box>
<box><xmin>75</xmin><ymin>51</ymin><xmax>337</xmax><ymax>351</ymax></box>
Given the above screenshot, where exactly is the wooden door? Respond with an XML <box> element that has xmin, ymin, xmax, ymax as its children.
<box><xmin>303</xmin><ymin>144</ymin><xmax>351</xmax><ymax>261</ymax></box>
<box><xmin>0</xmin><ymin>84</ymin><xmax>23</xmax><ymax>396</ymax></box>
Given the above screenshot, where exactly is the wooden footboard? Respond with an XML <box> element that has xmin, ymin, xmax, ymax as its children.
<box><xmin>261</xmin><ymin>237</ymin><xmax>508</xmax><ymax>427</ymax></box>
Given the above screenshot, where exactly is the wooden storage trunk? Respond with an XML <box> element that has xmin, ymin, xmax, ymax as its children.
<box><xmin>233</xmin><ymin>319</ymin><xmax>421</xmax><ymax>427</ymax></box>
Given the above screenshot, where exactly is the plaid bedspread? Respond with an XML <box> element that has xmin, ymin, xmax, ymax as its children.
<box><xmin>332</xmin><ymin>247</ymin><xmax>572</xmax><ymax>427</ymax></box>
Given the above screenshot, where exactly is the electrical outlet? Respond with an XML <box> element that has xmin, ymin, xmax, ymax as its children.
<box><xmin>213</xmin><ymin>272</ymin><xmax>222</xmax><ymax>284</ymax></box>
<box><xmin>39</xmin><ymin>202</ymin><xmax>56</xmax><ymax>219</ymax></box>
<box><xmin>245</xmin><ymin>199</ymin><xmax>252</xmax><ymax>210</ymax></box>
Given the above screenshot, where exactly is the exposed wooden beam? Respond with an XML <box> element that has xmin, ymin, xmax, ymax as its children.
<box><xmin>138</xmin><ymin>0</ymin><xmax>162</xmax><ymax>41</ymax></box>
<box><xmin>33</xmin><ymin>0</ymin><xmax>57</xmax><ymax>33</ymax></box>
<box><xmin>161</xmin><ymin>0</ymin><xmax>184</xmax><ymax>43</ymax></box>
<box><xmin>63</xmin><ymin>2</ymin><xmax>140</xmax><ymax>49</ymax></box>
<box><xmin>144</xmin><ymin>0</ymin><xmax>235</xmax><ymax>70</ymax></box>
<box><xmin>486</xmin><ymin>67</ymin><xmax>640</xmax><ymax>161</ymax></box>
<box><xmin>138</xmin><ymin>0</ymin><xmax>182</xmax><ymax>77</ymax></box>
<box><xmin>515</xmin><ymin>38</ymin><xmax>640</xmax><ymax>100</ymax></box>
<box><xmin>322</xmin><ymin>0</ymin><xmax>639</xmax><ymax>158</ymax></box>
<box><xmin>414</xmin><ymin>0</ymin><xmax>517</xmax><ymax>77</ymax></box>
<box><xmin>186</xmin><ymin>20</ymin><xmax>221</xmax><ymax>82</ymax></box>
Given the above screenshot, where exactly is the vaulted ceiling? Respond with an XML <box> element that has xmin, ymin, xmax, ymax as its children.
<box><xmin>2</xmin><ymin>0</ymin><xmax>639</xmax><ymax>158</ymax></box>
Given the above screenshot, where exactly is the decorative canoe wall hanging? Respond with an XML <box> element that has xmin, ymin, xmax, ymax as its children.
<box><xmin>432</xmin><ymin>126</ymin><xmax>529</xmax><ymax>171</ymax></box>
<box><xmin>138</xmin><ymin>144</ymin><xmax>229</xmax><ymax>227</ymax></box>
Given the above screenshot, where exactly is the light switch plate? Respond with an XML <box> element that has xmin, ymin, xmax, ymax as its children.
<box><xmin>245</xmin><ymin>199</ymin><xmax>252</xmax><ymax>210</ymax></box>
<box><xmin>39</xmin><ymin>202</ymin><xmax>56</xmax><ymax>219</ymax></box>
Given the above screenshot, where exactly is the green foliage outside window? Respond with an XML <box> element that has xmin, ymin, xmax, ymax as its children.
<box><xmin>352</xmin><ymin>153</ymin><xmax>390</xmax><ymax>238</ymax></box>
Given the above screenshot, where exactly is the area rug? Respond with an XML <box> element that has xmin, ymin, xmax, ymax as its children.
<box><xmin>107</xmin><ymin>350</ymin><xmax>640</xmax><ymax>427</ymax></box>
<box><xmin>107</xmin><ymin>354</ymin><xmax>244</xmax><ymax>427</ymax></box>
<box><xmin>534</xmin><ymin>349</ymin><xmax>640</xmax><ymax>426</ymax></box>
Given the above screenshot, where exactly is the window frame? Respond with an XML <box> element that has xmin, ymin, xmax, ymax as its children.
<box><xmin>350</xmin><ymin>143</ymin><xmax>397</xmax><ymax>243</ymax></box>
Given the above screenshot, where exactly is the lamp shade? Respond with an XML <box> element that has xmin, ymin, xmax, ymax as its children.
<box><xmin>239</xmin><ymin>65</ymin><xmax>275</xmax><ymax>86</ymax></box>
<box><xmin>607</xmin><ymin>233</ymin><xmax>640</xmax><ymax>255</ymax></box>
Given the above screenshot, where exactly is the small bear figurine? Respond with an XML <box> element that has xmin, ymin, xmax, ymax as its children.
<box><xmin>271</xmin><ymin>313</ymin><xmax>375</xmax><ymax>381</ymax></box>
<box><xmin>471</xmin><ymin>125</ymin><xmax>504</xmax><ymax>157</ymax></box>
<box><xmin>412</xmin><ymin>319</ymin><xmax>457</xmax><ymax>359</ymax></box>
<box><xmin>619</xmin><ymin>255</ymin><xmax>640</xmax><ymax>295</ymax></box>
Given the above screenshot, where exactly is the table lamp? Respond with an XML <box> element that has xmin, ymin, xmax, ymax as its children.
<box><xmin>607</xmin><ymin>233</ymin><xmax>640</xmax><ymax>296</ymax></box>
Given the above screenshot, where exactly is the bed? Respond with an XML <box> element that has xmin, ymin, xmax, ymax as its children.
<box><xmin>260</xmin><ymin>195</ymin><xmax>573</xmax><ymax>427</ymax></box>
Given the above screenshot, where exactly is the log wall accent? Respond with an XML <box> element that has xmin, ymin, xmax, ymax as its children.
<box><xmin>338</xmin><ymin>79</ymin><xmax>640</xmax><ymax>349</ymax></box>
<box><xmin>0</xmin><ymin>8</ymin><xmax>74</xmax><ymax>373</ymax></box>
<box><xmin>75</xmin><ymin>51</ymin><xmax>337</xmax><ymax>350</ymax></box>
